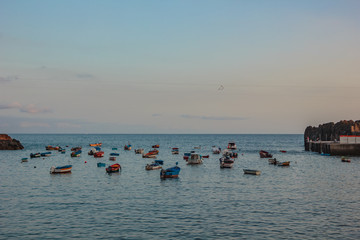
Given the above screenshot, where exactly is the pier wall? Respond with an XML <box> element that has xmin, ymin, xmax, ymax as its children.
<box><xmin>305</xmin><ymin>141</ymin><xmax>360</xmax><ymax>156</ymax></box>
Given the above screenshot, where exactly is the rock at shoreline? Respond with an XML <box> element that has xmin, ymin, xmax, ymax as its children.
<box><xmin>0</xmin><ymin>134</ymin><xmax>24</xmax><ymax>150</ymax></box>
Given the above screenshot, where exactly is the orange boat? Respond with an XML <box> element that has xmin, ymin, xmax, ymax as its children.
<box><xmin>106</xmin><ymin>163</ymin><xmax>121</xmax><ymax>173</ymax></box>
<box><xmin>94</xmin><ymin>151</ymin><xmax>105</xmax><ymax>158</ymax></box>
<box><xmin>152</xmin><ymin>144</ymin><xmax>160</xmax><ymax>148</ymax></box>
<box><xmin>89</xmin><ymin>143</ymin><xmax>102</xmax><ymax>147</ymax></box>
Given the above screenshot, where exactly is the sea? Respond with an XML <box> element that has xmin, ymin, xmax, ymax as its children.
<box><xmin>0</xmin><ymin>134</ymin><xmax>359</xmax><ymax>240</ymax></box>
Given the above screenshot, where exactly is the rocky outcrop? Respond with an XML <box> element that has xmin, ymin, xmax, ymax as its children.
<box><xmin>0</xmin><ymin>134</ymin><xmax>24</xmax><ymax>150</ymax></box>
<box><xmin>304</xmin><ymin>120</ymin><xmax>360</xmax><ymax>150</ymax></box>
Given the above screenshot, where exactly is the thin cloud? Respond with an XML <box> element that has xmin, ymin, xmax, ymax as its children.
<box><xmin>181</xmin><ymin>114</ymin><xmax>246</xmax><ymax>121</ymax></box>
<box><xmin>0</xmin><ymin>102</ymin><xmax>52</xmax><ymax>114</ymax></box>
<box><xmin>0</xmin><ymin>75</ymin><xmax>18</xmax><ymax>83</ymax></box>
<box><xmin>76</xmin><ymin>73</ymin><xmax>94</xmax><ymax>79</ymax></box>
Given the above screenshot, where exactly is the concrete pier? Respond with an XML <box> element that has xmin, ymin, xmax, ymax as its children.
<box><xmin>305</xmin><ymin>140</ymin><xmax>360</xmax><ymax>156</ymax></box>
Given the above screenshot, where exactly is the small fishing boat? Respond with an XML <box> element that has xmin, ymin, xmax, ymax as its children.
<box><xmin>71</xmin><ymin>150</ymin><xmax>81</xmax><ymax>157</ymax></box>
<box><xmin>227</xmin><ymin>142</ymin><xmax>237</xmax><ymax>150</ymax></box>
<box><xmin>321</xmin><ymin>152</ymin><xmax>330</xmax><ymax>156</ymax></box>
<box><xmin>183</xmin><ymin>152</ymin><xmax>191</xmax><ymax>160</ymax></box>
<box><xmin>145</xmin><ymin>161</ymin><xmax>163</xmax><ymax>170</ymax></box>
<box><xmin>341</xmin><ymin>156</ymin><xmax>351</xmax><ymax>163</ymax></box>
<box><xmin>109</xmin><ymin>156</ymin><xmax>116</xmax><ymax>161</ymax></box>
<box><xmin>97</xmin><ymin>162</ymin><xmax>106</xmax><ymax>167</ymax></box>
<box><xmin>46</xmin><ymin>145</ymin><xmax>60</xmax><ymax>151</ymax></box>
<box><xmin>219</xmin><ymin>157</ymin><xmax>234</xmax><ymax>168</ymax></box>
<box><xmin>61</xmin><ymin>150</ymin><xmax>66</xmax><ymax>154</ymax></box>
<box><xmin>30</xmin><ymin>153</ymin><xmax>41</xmax><ymax>158</ymax></box>
<box><xmin>203</xmin><ymin>155</ymin><xmax>209</xmax><ymax>158</ymax></box>
<box><xmin>222</xmin><ymin>149</ymin><xmax>238</xmax><ymax>158</ymax></box>
<box><xmin>50</xmin><ymin>165</ymin><xmax>72</xmax><ymax>174</ymax></box>
<box><xmin>279</xmin><ymin>150</ymin><xmax>287</xmax><ymax>153</ymax></box>
<box><xmin>212</xmin><ymin>146</ymin><xmax>221</xmax><ymax>154</ymax></box>
<box><xmin>160</xmin><ymin>162</ymin><xmax>180</xmax><ymax>179</ymax></box>
<box><xmin>109</xmin><ymin>152</ymin><xmax>120</xmax><ymax>156</ymax></box>
<box><xmin>94</xmin><ymin>151</ymin><xmax>104</xmax><ymax>158</ymax></box>
<box><xmin>106</xmin><ymin>163</ymin><xmax>121</xmax><ymax>173</ymax></box>
<box><xmin>112</xmin><ymin>147</ymin><xmax>118</xmax><ymax>150</ymax></box>
<box><xmin>71</xmin><ymin>146</ymin><xmax>82</xmax><ymax>152</ymax></box>
<box><xmin>124</xmin><ymin>144</ymin><xmax>132</xmax><ymax>150</ymax></box>
<box><xmin>152</xmin><ymin>144</ymin><xmax>160</xmax><ymax>148</ymax></box>
<box><xmin>243</xmin><ymin>169</ymin><xmax>261</xmax><ymax>175</ymax></box>
<box><xmin>143</xmin><ymin>149</ymin><xmax>159</xmax><ymax>158</ymax></box>
<box><xmin>89</xmin><ymin>143</ymin><xmax>102</xmax><ymax>147</ymax></box>
<box><xmin>135</xmin><ymin>148</ymin><xmax>144</xmax><ymax>154</ymax></box>
<box><xmin>21</xmin><ymin>158</ymin><xmax>28</xmax><ymax>162</ymax></box>
<box><xmin>277</xmin><ymin>161</ymin><xmax>290</xmax><ymax>166</ymax></box>
<box><xmin>171</xmin><ymin>148</ymin><xmax>179</xmax><ymax>154</ymax></box>
<box><xmin>41</xmin><ymin>152</ymin><xmax>52</xmax><ymax>157</ymax></box>
<box><xmin>259</xmin><ymin>150</ymin><xmax>272</xmax><ymax>158</ymax></box>
<box><xmin>194</xmin><ymin>145</ymin><xmax>201</xmax><ymax>149</ymax></box>
<box><xmin>88</xmin><ymin>148</ymin><xmax>97</xmax><ymax>155</ymax></box>
<box><xmin>187</xmin><ymin>153</ymin><xmax>203</xmax><ymax>165</ymax></box>
<box><xmin>268</xmin><ymin>158</ymin><xmax>278</xmax><ymax>165</ymax></box>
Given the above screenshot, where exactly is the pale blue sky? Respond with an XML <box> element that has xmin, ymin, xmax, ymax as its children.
<box><xmin>1</xmin><ymin>0</ymin><xmax>360</xmax><ymax>133</ymax></box>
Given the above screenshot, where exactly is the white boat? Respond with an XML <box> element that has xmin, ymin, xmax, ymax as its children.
<box><xmin>212</xmin><ymin>146</ymin><xmax>221</xmax><ymax>154</ymax></box>
<box><xmin>187</xmin><ymin>153</ymin><xmax>203</xmax><ymax>165</ymax></box>
<box><xmin>227</xmin><ymin>142</ymin><xmax>237</xmax><ymax>150</ymax></box>
<box><xmin>135</xmin><ymin>148</ymin><xmax>144</xmax><ymax>154</ymax></box>
<box><xmin>219</xmin><ymin>157</ymin><xmax>234</xmax><ymax>168</ymax></box>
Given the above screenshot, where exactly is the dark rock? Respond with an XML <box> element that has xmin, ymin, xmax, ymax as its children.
<box><xmin>0</xmin><ymin>134</ymin><xmax>24</xmax><ymax>150</ymax></box>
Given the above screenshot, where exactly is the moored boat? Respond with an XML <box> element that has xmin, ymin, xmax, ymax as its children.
<box><xmin>89</xmin><ymin>143</ymin><xmax>102</xmax><ymax>147</ymax></box>
<box><xmin>227</xmin><ymin>142</ymin><xmax>237</xmax><ymax>150</ymax></box>
<box><xmin>109</xmin><ymin>156</ymin><xmax>116</xmax><ymax>161</ymax></box>
<box><xmin>135</xmin><ymin>148</ymin><xmax>144</xmax><ymax>154</ymax></box>
<box><xmin>97</xmin><ymin>162</ymin><xmax>106</xmax><ymax>167</ymax></box>
<box><xmin>187</xmin><ymin>153</ymin><xmax>203</xmax><ymax>165</ymax></box>
<box><xmin>243</xmin><ymin>169</ymin><xmax>261</xmax><ymax>175</ymax></box>
<box><xmin>71</xmin><ymin>150</ymin><xmax>81</xmax><ymax>157</ymax></box>
<box><xmin>268</xmin><ymin>158</ymin><xmax>278</xmax><ymax>165</ymax></box>
<box><xmin>160</xmin><ymin>162</ymin><xmax>180</xmax><ymax>179</ymax></box>
<box><xmin>94</xmin><ymin>151</ymin><xmax>104</xmax><ymax>158</ymax></box>
<box><xmin>203</xmin><ymin>155</ymin><xmax>209</xmax><ymax>158</ymax></box>
<box><xmin>152</xmin><ymin>144</ymin><xmax>160</xmax><ymax>148</ymax></box>
<box><xmin>277</xmin><ymin>161</ymin><xmax>290</xmax><ymax>166</ymax></box>
<box><xmin>50</xmin><ymin>165</ymin><xmax>72</xmax><ymax>174</ymax></box>
<box><xmin>21</xmin><ymin>158</ymin><xmax>28</xmax><ymax>162</ymax></box>
<box><xmin>71</xmin><ymin>146</ymin><xmax>82</xmax><ymax>152</ymax></box>
<box><xmin>143</xmin><ymin>149</ymin><xmax>159</xmax><ymax>158</ymax></box>
<box><xmin>30</xmin><ymin>153</ymin><xmax>41</xmax><ymax>158</ymax></box>
<box><xmin>145</xmin><ymin>161</ymin><xmax>163</xmax><ymax>170</ymax></box>
<box><xmin>219</xmin><ymin>157</ymin><xmax>234</xmax><ymax>168</ymax></box>
<box><xmin>106</xmin><ymin>163</ymin><xmax>121</xmax><ymax>173</ymax></box>
<box><xmin>171</xmin><ymin>148</ymin><xmax>179</xmax><ymax>154</ymax></box>
<box><xmin>259</xmin><ymin>150</ymin><xmax>272</xmax><ymax>158</ymax></box>
<box><xmin>109</xmin><ymin>152</ymin><xmax>120</xmax><ymax>156</ymax></box>
<box><xmin>46</xmin><ymin>145</ymin><xmax>60</xmax><ymax>151</ymax></box>
<box><xmin>279</xmin><ymin>150</ymin><xmax>287</xmax><ymax>153</ymax></box>
<box><xmin>341</xmin><ymin>156</ymin><xmax>351</xmax><ymax>162</ymax></box>
<box><xmin>212</xmin><ymin>146</ymin><xmax>221</xmax><ymax>154</ymax></box>
<box><xmin>124</xmin><ymin>143</ymin><xmax>132</xmax><ymax>150</ymax></box>
<box><xmin>41</xmin><ymin>152</ymin><xmax>52</xmax><ymax>157</ymax></box>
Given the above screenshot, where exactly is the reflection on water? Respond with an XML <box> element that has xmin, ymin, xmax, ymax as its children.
<box><xmin>0</xmin><ymin>134</ymin><xmax>359</xmax><ymax>239</ymax></box>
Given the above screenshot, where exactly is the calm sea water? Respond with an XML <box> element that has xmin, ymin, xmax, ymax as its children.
<box><xmin>0</xmin><ymin>134</ymin><xmax>359</xmax><ymax>239</ymax></box>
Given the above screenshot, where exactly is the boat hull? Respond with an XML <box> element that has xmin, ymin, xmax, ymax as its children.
<box><xmin>50</xmin><ymin>165</ymin><xmax>72</xmax><ymax>174</ymax></box>
<box><xmin>243</xmin><ymin>169</ymin><xmax>261</xmax><ymax>175</ymax></box>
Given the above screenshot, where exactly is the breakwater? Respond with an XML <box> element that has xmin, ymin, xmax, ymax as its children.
<box><xmin>304</xmin><ymin>120</ymin><xmax>360</xmax><ymax>155</ymax></box>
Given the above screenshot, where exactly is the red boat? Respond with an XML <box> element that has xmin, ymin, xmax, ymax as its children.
<box><xmin>183</xmin><ymin>156</ymin><xmax>189</xmax><ymax>160</ymax></box>
<box><xmin>94</xmin><ymin>151</ymin><xmax>105</xmax><ymax>158</ymax></box>
<box><xmin>259</xmin><ymin>150</ymin><xmax>272</xmax><ymax>158</ymax></box>
<box><xmin>203</xmin><ymin>155</ymin><xmax>209</xmax><ymax>158</ymax></box>
<box><xmin>279</xmin><ymin>150</ymin><xmax>287</xmax><ymax>153</ymax></box>
<box><xmin>106</xmin><ymin>163</ymin><xmax>121</xmax><ymax>173</ymax></box>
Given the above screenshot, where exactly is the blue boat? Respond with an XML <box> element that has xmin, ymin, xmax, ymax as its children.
<box><xmin>30</xmin><ymin>153</ymin><xmax>41</xmax><ymax>158</ymax></box>
<box><xmin>112</xmin><ymin>148</ymin><xmax>118</xmax><ymax>150</ymax></box>
<box><xmin>110</xmin><ymin>153</ymin><xmax>120</xmax><ymax>156</ymax></box>
<box><xmin>160</xmin><ymin>162</ymin><xmax>180</xmax><ymax>179</ymax></box>
<box><xmin>154</xmin><ymin>160</ymin><xmax>164</xmax><ymax>165</ymax></box>
<box><xmin>50</xmin><ymin>165</ymin><xmax>72</xmax><ymax>174</ymax></box>
<box><xmin>41</xmin><ymin>152</ymin><xmax>52</xmax><ymax>157</ymax></box>
<box><xmin>321</xmin><ymin>152</ymin><xmax>330</xmax><ymax>156</ymax></box>
<box><xmin>97</xmin><ymin>162</ymin><xmax>106</xmax><ymax>167</ymax></box>
<box><xmin>95</xmin><ymin>147</ymin><xmax>101</xmax><ymax>151</ymax></box>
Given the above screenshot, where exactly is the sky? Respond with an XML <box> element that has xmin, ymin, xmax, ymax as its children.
<box><xmin>1</xmin><ymin>0</ymin><xmax>360</xmax><ymax>134</ymax></box>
